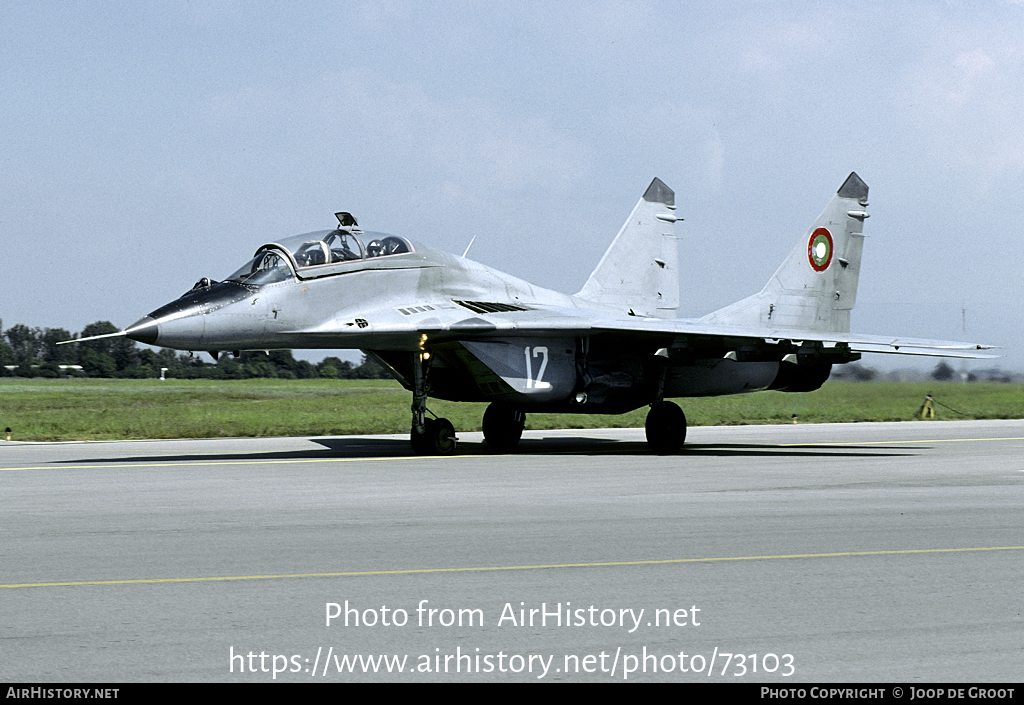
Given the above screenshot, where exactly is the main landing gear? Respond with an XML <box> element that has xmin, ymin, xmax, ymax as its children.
<box><xmin>482</xmin><ymin>402</ymin><xmax>526</xmax><ymax>451</ymax></box>
<box><xmin>409</xmin><ymin>352</ymin><xmax>457</xmax><ymax>455</ymax></box>
<box><xmin>405</xmin><ymin>346</ymin><xmax>686</xmax><ymax>454</ymax></box>
<box><xmin>645</xmin><ymin>400</ymin><xmax>687</xmax><ymax>453</ymax></box>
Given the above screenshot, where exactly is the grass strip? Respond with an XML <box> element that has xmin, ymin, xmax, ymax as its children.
<box><xmin>1</xmin><ymin>378</ymin><xmax>1021</xmax><ymax>442</ymax></box>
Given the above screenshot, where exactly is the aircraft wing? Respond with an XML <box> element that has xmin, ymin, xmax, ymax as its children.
<box><xmin>281</xmin><ymin>303</ymin><xmax>997</xmax><ymax>359</ymax></box>
<box><xmin>582</xmin><ymin>316</ymin><xmax>999</xmax><ymax>359</ymax></box>
<box><xmin>504</xmin><ymin>308</ymin><xmax>999</xmax><ymax>359</ymax></box>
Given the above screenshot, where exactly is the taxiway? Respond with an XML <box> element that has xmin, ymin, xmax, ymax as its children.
<box><xmin>2</xmin><ymin>420</ymin><xmax>1022</xmax><ymax>682</ymax></box>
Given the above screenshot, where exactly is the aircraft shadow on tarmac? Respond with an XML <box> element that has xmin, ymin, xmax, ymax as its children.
<box><xmin>61</xmin><ymin>435</ymin><xmax>916</xmax><ymax>464</ymax></box>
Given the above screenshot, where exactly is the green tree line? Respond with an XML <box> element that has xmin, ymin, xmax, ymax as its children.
<box><xmin>0</xmin><ymin>319</ymin><xmax>390</xmax><ymax>380</ymax></box>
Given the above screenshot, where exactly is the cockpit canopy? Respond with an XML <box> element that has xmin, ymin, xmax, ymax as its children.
<box><xmin>225</xmin><ymin>229</ymin><xmax>413</xmax><ymax>287</ymax></box>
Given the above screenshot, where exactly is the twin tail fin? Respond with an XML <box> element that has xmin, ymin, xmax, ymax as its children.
<box><xmin>575</xmin><ymin>177</ymin><xmax>680</xmax><ymax>319</ymax></box>
<box><xmin>700</xmin><ymin>172</ymin><xmax>869</xmax><ymax>334</ymax></box>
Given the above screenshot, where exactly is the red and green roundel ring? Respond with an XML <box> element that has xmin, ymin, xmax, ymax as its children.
<box><xmin>807</xmin><ymin>227</ymin><xmax>833</xmax><ymax>272</ymax></box>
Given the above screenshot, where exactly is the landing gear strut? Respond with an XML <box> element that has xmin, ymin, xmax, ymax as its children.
<box><xmin>645</xmin><ymin>400</ymin><xmax>687</xmax><ymax>453</ymax></box>
<box><xmin>409</xmin><ymin>351</ymin><xmax>457</xmax><ymax>455</ymax></box>
<box><xmin>482</xmin><ymin>402</ymin><xmax>526</xmax><ymax>451</ymax></box>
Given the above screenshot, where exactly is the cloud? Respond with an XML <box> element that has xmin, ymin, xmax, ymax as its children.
<box><xmin>900</xmin><ymin>29</ymin><xmax>1024</xmax><ymax>182</ymax></box>
<box><xmin>205</xmin><ymin>68</ymin><xmax>593</xmax><ymax>196</ymax></box>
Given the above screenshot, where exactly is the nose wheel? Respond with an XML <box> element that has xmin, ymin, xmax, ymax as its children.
<box><xmin>411</xmin><ymin>417</ymin><xmax>457</xmax><ymax>455</ymax></box>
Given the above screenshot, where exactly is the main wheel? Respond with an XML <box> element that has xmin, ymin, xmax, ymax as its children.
<box><xmin>645</xmin><ymin>401</ymin><xmax>687</xmax><ymax>453</ymax></box>
<box><xmin>482</xmin><ymin>402</ymin><xmax>526</xmax><ymax>451</ymax></box>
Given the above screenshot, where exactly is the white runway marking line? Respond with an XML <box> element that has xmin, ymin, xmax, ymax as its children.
<box><xmin>4</xmin><ymin>546</ymin><xmax>1023</xmax><ymax>589</ymax></box>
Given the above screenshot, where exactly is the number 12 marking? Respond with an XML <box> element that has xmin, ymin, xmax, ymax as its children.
<box><xmin>524</xmin><ymin>346</ymin><xmax>550</xmax><ymax>389</ymax></box>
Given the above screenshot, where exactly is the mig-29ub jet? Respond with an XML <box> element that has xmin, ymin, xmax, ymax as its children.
<box><xmin>68</xmin><ymin>172</ymin><xmax>995</xmax><ymax>454</ymax></box>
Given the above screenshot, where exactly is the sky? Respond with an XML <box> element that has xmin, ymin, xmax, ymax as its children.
<box><xmin>3</xmin><ymin>0</ymin><xmax>1023</xmax><ymax>371</ymax></box>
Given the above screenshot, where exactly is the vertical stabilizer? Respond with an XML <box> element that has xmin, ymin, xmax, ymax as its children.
<box><xmin>576</xmin><ymin>178</ymin><xmax>680</xmax><ymax>318</ymax></box>
<box><xmin>700</xmin><ymin>172</ymin><xmax>869</xmax><ymax>333</ymax></box>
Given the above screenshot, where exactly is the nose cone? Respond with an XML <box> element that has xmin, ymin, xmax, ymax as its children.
<box><xmin>120</xmin><ymin>281</ymin><xmax>256</xmax><ymax>350</ymax></box>
<box><xmin>124</xmin><ymin>316</ymin><xmax>159</xmax><ymax>346</ymax></box>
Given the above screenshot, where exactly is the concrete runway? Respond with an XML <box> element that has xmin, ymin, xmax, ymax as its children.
<box><xmin>2</xmin><ymin>420</ymin><xmax>1022</xmax><ymax>682</ymax></box>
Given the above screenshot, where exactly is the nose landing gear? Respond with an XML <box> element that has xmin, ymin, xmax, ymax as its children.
<box><xmin>410</xmin><ymin>417</ymin><xmax>457</xmax><ymax>454</ymax></box>
<box><xmin>409</xmin><ymin>351</ymin><xmax>458</xmax><ymax>455</ymax></box>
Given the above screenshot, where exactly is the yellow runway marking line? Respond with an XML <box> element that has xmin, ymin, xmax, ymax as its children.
<box><xmin>780</xmin><ymin>436</ymin><xmax>1024</xmax><ymax>447</ymax></box>
<box><xmin>4</xmin><ymin>546</ymin><xmax>1022</xmax><ymax>589</ymax></box>
<box><xmin>0</xmin><ymin>454</ymin><xmax>476</xmax><ymax>472</ymax></box>
<box><xmin>0</xmin><ymin>448</ymin><xmax>658</xmax><ymax>472</ymax></box>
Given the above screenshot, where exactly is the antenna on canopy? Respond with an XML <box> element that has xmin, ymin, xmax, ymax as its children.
<box><xmin>462</xmin><ymin>234</ymin><xmax>478</xmax><ymax>258</ymax></box>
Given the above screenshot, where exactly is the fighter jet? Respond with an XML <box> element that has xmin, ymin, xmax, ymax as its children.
<box><xmin>68</xmin><ymin>173</ymin><xmax>995</xmax><ymax>453</ymax></box>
